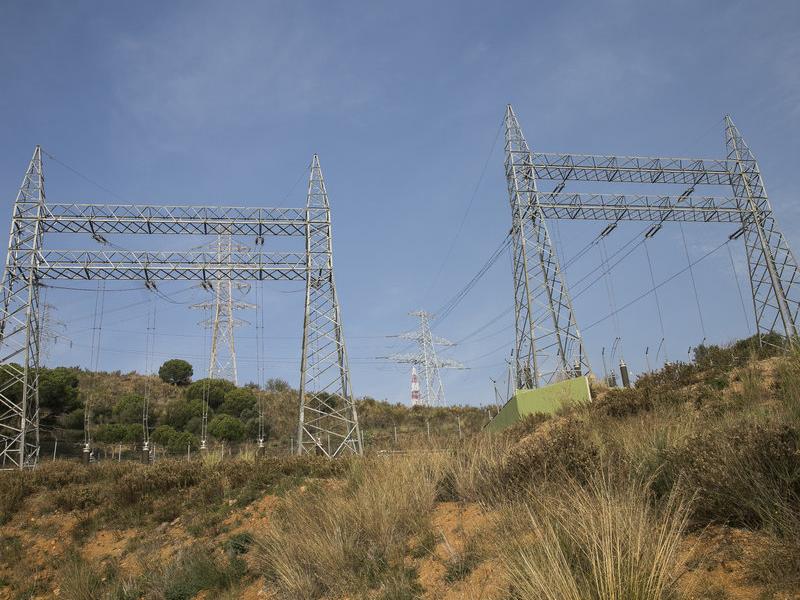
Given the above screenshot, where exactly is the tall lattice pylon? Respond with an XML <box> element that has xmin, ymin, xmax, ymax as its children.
<box><xmin>0</xmin><ymin>147</ymin><xmax>44</xmax><ymax>469</ymax></box>
<box><xmin>297</xmin><ymin>155</ymin><xmax>361</xmax><ymax>457</ymax></box>
<box><xmin>504</xmin><ymin>105</ymin><xmax>589</xmax><ymax>389</ymax></box>
<box><xmin>725</xmin><ymin>115</ymin><xmax>800</xmax><ymax>342</ymax></box>
<box><xmin>191</xmin><ymin>234</ymin><xmax>254</xmax><ymax>384</ymax></box>
<box><xmin>389</xmin><ymin>311</ymin><xmax>463</xmax><ymax>407</ymax></box>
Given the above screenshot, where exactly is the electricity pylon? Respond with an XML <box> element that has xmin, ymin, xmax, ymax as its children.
<box><xmin>389</xmin><ymin>311</ymin><xmax>463</xmax><ymax>407</ymax></box>
<box><xmin>505</xmin><ymin>105</ymin><xmax>588</xmax><ymax>390</ymax></box>
<box><xmin>191</xmin><ymin>235</ymin><xmax>255</xmax><ymax>385</ymax></box>
<box><xmin>0</xmin><ymin>149</ymin><xmax>360</xmax><ymax>469</ymax></box>
<box><xmin>502</xmin><ymin>105</ymin><xmax>800</xmax><ymax>390</ymax></box>
<box><xmin>296</xmin><ymin>155</ymin><xmax>362</xmax><ymax>457</ymax></box>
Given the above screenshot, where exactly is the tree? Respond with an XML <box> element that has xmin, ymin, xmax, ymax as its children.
<box><xmin>113</xmin><ymin>394</ymin><xmax>144</xmax><ymax>424</ymax></box>
<box><xmin>219</xmin><ymin>388</ymin><xmax>257</xmax><ymax>418</ymax></box>
<box><xmin>39</xmin><ymin>367</ymin><xmax>80</xmax><ymax>413</ymax></box>
<box><xmin>163</xmin><ymin>397</ymin><xmax>204</xmax><ymax>430</ymax></box>
<box><xmin>185</xmin><ymin>378</ymin><xmax>236</xmax><ymax>409</ymax></box>
<box><xmin>158</xmin><ymin>359</ymin><xmax>194</xmax><ymax>386</ymax></box>
<box><xmin>208</xmin><ymin>414</ymin><xmax>245</xmax><ymax>442</ymax></box>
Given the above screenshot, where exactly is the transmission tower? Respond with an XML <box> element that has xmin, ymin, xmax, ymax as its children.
<box><xmin>191</xmin><ymin>234</ymin><xmax>255</xmax><ymax>384</ymax></box>
<box><xmin>502</xmin><ymin>105</ymin><xmax>800</xmax><ymax>390</ymax></box>
<box><xmin>0</xmin><ymin>148</ymin><xmax>361</xmax><ymax>469</ymax></box>
<box><xmin>390</xmin><ymin>311</ymin><xmax>463</xmax><ymax>407</ymax></box>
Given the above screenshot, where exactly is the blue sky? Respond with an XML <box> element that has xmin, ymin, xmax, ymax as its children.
<box><xmin>1</xmin><ymin>1</ymin><xmax>799</xmax><ymax>406</ymax></box>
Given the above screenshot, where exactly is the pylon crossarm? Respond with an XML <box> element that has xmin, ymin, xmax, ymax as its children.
<box><xmin>33</xmin><ymin>250</ymin><xmax>308</xmax><ymax>280</ymax></box>
<box><xmin>536</xmin><ymin>192</ymin><xmax>743</xmax><ymax>222</ymax></box>
<box><xmin>527</xmin><ymin>152</ymin><xmax>731</xmax><ymax>184</ymax></box>
<box><xmin>37</xmin><ymin>204</ymin><xmax>309</xmax><ymax>236</ymax></box>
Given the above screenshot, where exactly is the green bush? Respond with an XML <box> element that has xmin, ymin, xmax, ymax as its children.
<box><xmin>219</xmin><ymin>387</ymin><xmax>257</xmax><ymax>418</ymax></box>
<box><xmin>163</xmin><ymin>397</ymin><xmax>204</xmax><ymax>430</ymax></box>
<box><xmin>208</xmin><ymin>414</ymin><xmax>245</xmax><ymax>442</ymax></box>
<box><xmin>39</xmin><ymin>367</ymin><xmax>80</xmax><ymax>413</ymax></box>
<box><xmin>185</xmin><ymin>378</ymin><xmax>236</xmax><ymax>409</ymax></box>
<box><xmin>112</xmin><ymin>393</ymin><xmax>145</xmax><ymax>424</ymax></box>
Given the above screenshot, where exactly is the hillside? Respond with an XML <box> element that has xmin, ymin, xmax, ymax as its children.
<box><xmin>0</xmin><ymin>335</ymin><xmax>799</xmax><ymax>599</ymax></box>
<box><xmin>23</xmin><ymin>365</ymin><xmax>493</xmax><ymax>458</ymax></box>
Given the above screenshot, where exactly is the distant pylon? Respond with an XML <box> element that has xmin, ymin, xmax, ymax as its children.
<box><xmin>191</xmin><ymin>234</ymin><xmax>255</xmax><ymax>384</ymax></box>
<box><xmin>410</xmin><ymin>367</ymin><xmax>421</xmax><ymax>406</ymax></box>
<box><xmin>390</xmin><ymin>311</ymin><xmax>463</xmax><ymax>407</ymax></box>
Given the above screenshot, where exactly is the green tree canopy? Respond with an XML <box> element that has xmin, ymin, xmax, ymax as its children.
<box><xmin>163</xmin><ymin>397</ymin><xmax>204</xmax><ymax>430</ymax></box>
<box><xmin>219</xmin><ymin>388</ymin><xmax>257</xmax><ymax>418</ymax></box>
<box><xmin>94</xmin><ymin>423</ymin><xmax>141</xmax><ymax>444</ymax></box>
<box><xmin>185</xmin><ymin>378</ymin><xmax>236</xmax><ymax>409</ymax></box>
<box><xmin>39</xmin><ymin>367</ymin><xmax>80</xmax><ymax>413</ymax></box>
<box><xmin>158</xmin><ymin>359</ymin><xmax>194</xmax><ymax>386</ymax></box>
<box><xmin>112</xmin><ymin>393</ymin><xmax>144</xmax><ymax>424</ymax></box>
<box><xmin>208</xmin><ymin>414</ymin><xmax>245</xmax><ymax>442</ymax></box>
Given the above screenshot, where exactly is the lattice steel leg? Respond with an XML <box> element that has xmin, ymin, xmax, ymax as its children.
<box><xmin>0</xmin><ymin>147</ymin><xmax>45</xmax><ymax>469</ymax></box>
<box><xmin>504</xmin><ymin>106</ymin><xmax>589</xmax><ymax>389</ymax></box>
<box><xmin>725</xmin><ymin>116</ymin><xmax>800</xmax><ymax>345</ymax></box>
<box><xmin>297</xmin><ymin>155</ymin><xmax>361</xmax><ymax>457</ymax></box>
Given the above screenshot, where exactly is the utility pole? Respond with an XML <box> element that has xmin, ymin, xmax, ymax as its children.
<box><xmin>389</xmin><ymin>311</ymin><xmax>463</xmax><ymax>407</ymax></box>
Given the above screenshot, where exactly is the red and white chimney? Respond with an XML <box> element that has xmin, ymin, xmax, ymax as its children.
<box><xmin>410</xmin><ymin>367</ymin><xmax>421</xmax><ymax>406</ymax></box>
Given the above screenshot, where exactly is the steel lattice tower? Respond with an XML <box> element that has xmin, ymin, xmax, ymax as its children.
<box><xmin>505</xmin><ymin>106</ymin><xmax>588</xmax><ymax>389</ymax></box>
<box><xmin>296</xmin><ymin>155</ymin><xmax>361</xmax><ymax>457</ymax></box>
<box><xmin>502</xmin><ymin>105</ymin><xmax>800</xmax><ymax>390</ymax></box>
<box><xmin>0</xmin><ymin>147</ymin><xmax>44</xmax><ymax>468</ymax></box>
<box><xmin>0</xmin><ymin>149</ymin><xmax>361</xmax><ymax>468</ymax></box>
<box><xmin>191</xmin><ymin>235</ymin><xmax>254</xmax><ymax>384</ymax></box>
<box><xmin>389</xmin><ymin>311</ymin><xmax>463</xmax><ymax>407</ymax></box>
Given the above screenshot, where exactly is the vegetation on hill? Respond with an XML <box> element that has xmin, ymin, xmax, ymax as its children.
<box><xmin>0</xmin><ymin>334</ymin><xmax>798</xmax><ymax>599</ymax></box>
<box><xmin>25</xmin><ymin>359</ymin><xmax>493</xmax><ymax>458</ymax></box>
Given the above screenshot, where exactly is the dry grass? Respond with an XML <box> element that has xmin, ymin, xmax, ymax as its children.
<box><xmin>506</xmin><ymin>472</ymin><xmax>690</xmax><ymax>600</ymax></box>
<box><xmin>256</xmin><ymin>452</ymin><xmax>446</xmax><ymax>598</ymax></box>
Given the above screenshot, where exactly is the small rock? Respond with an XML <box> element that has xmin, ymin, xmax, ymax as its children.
<box><xmin>170</xmin><ymin>517</ymin><xmax>181</xmax><ymax>526</ymax></box>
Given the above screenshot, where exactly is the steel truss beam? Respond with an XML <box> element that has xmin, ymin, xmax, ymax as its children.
<box><xmin>0</xmin><ymin>148</ymin><xmax>361</xmax><ymax>469</ymax></box>
<box><xmin>34</xmin><ymin>249</ymin><xmax>307</xmax><ymax>281</ymax></box>
<box><xmin>536</xmin><ymin>192</ymin><xmax>742</xmax><ymax>222</ymax></box>
<box><xmin>504</xmin><ymin>106</ymin><xmax>800</xmax><ymax>391</ymax></box>
<box><xmin>525</xmin><ymin>152</ymin><xmax>732</xmax><ymax>184</ymax></box>
<box><xmin>37</xmin><ymin>204</ymin><xmax>307</xmax><ymax>236</ymax></box>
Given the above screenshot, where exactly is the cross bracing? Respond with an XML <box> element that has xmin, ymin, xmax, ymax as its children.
<box><xmin>504</xmin><ymin>105</ymin><xmax>800</xmax><ymax>391</ymax></box>
<box><xmin>0</xmin><ymin>148</ymin><xmax>360</xmax><ymax>469</ymax></box>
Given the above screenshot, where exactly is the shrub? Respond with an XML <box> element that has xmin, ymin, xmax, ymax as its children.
<box><xmin>592</xmin><ymin>387</ymin><xmax>652</xmax><ymax>418</ymax></box>
<box><xmin>158</xmin><ymin>359</ymin><xmax>194</xmax><ymax>386</ymax></box>
<box><xmin>112</xmin><ymin>393</ymin><xmax>145</xmax><ymax>424</ymax></box>
<box><xmin>219</xmin><ymin>387</ymin><xmax>257</xmax><ymax>418</ymax></box>
<box><xmin>490</xmin><ymin>418</ymin><xmax>599</xmax><ymax>502</ymax></box>
<box><xmin>163</xmin><ymin>397</ymin><xmax>204</xmax><ymax>430</ymax></box>
<box><xmin>0</xmin><ymin>472</ymin><xmax>29</xmax><ymax>525</ymax></box>
<box><xmin>657</xmin><ymin>422</ymin><xmax>800</xmax><ymax>532</ymax></box>
<box><xmin>209</xmin><ymin>414</ymin><xmax>245</xmax><ymax>442</ymax></box>
<box><xmin>185</xmin><ymin>378</ymin><xmax>236</xmax><ymax>409</ymax></box>
<box><xmin>39</xmin><ymin>367</ymin><xmax>80</xmax><ymax>413</ymax></box>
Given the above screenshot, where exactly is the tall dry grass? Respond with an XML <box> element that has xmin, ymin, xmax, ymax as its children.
<box><xmin>506</xmin><ymin>472</ymin><xmax>690</xmax><ymax>600</ymax></box>
<box><xmin>256</xmin><ymin>452</ymin><xmax>446</xmax><ymax>598</ymax></box>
